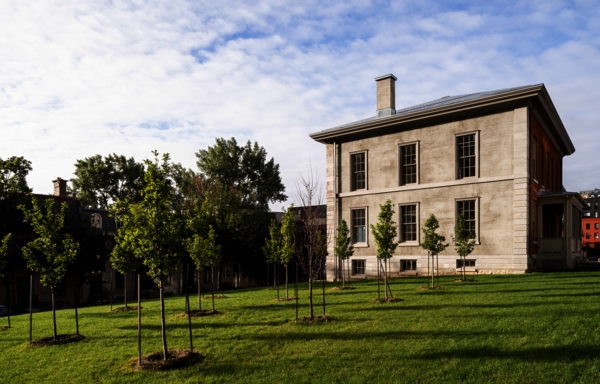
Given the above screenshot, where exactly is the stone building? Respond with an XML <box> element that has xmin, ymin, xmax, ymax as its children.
<box><xmin>310</xmin><ymin>74</ymin><xmax>584</xmax><ymax>280</ymax></box>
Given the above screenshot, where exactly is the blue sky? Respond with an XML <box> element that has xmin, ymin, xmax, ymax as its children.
<box><xmin>1</xmin><ymin>0</ymin><xmax>599</xmax><ymax>207</ymax></box>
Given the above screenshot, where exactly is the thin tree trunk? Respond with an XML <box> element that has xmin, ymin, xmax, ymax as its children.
<box><xmin>427</xmin><ymin>252</ymin><xmax>430</xmax><ymax>288</ymax></box>
<box><xmin>51</xmin><ymin>286</ymin><xmax>57</xmax><ymax>341</ymax></box>
<box><xmin>436</xmin><ymin>255</ymin><xmax>439</xmax><ymax>288</ymax></box>
<box><xmin>124</xmin><ymin>274</ymin><xmax>127</xmax><ymax>308</ymax></box>
<box><xmin>295</xmin><ymin>263</ymin><xmax>298</xmax><ymax>319</ymax></box>
<box><xmin>185</xmin><ymin>265</ymin><xmax>193</xmax><ymax>352</ymax></box>
<box><xmin>110</xmin><ymin>270</ymin><xmax>113</xmax><ymax>311</ymax></box>
<box><xmin>377</xmin><ymin>260</ymin><xmax>380</xmax><ymax>301</ymax></box>
<box><xmin>285</xmin><ymin>265</ymin><xmax>289</xmax><ymax>299</ymax></box>
<box><xmin>159</xmin><ymin>280</ymin><xmax>168</xmax><ymax>361</ymax></box>
<box><xmin>197</xmin><ymin>270</ymin><xmax>201</xmax><ymax>311</ymax></box>
<box><xmin>29</xmin><ymin>275</ymin><xmax>33</xmax><ymax>343</ymax></box>
<box><xmin>273</xmin><ymin>264</ymin><xmax>276</xmax><ymax>288</ymax></box>
<box><xmin>463</xmin><ymin>258</ymin><xmax>466</xmax><ymax>280</ymax></box>
<box><xmin>322</xmin><ymin>272</ymin><xmax>326</xmax><ymax>316</ymax></box>
<box><xmin>137</xmin><ymin>274</ymin><xmax>141</xmax><ymax>367</ymax></box>
<box><xmin>384</xmin><ymin>260</ymin><xmax>388</xmax><ymax>300</ymax></box>
<box><xmin>211</xmin><ymin>267</ymin><xmax>215</xmax><ymax>310</ymax></box>
<box><xmin>74</xmin><ymin>280</ymin><xmax>79</xmax><ymax>335</ymax></box>
<box><xmin>308</xmin><ymin>277</ymin><xmax>313</xmax><ymax>319</ymax></box>
<box><xmin>342</xmin><ymin>259</ymin><xmax>345</xmax><ymax>288</ymax></box>
<box><xmin>431</xmin><ymin>256</ymin><xmax>434</xmax><ymax>288</ymax></box>
<box><xmin>6</xmin><ymin>276</ymin><xmax>11</xmax><ymax>328</ymax></box>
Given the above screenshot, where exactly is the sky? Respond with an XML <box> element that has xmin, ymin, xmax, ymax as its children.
<box><xmin>1</xmin><ymin>0</ymin><xmax>599</xmax><ymax>209</ymax></box>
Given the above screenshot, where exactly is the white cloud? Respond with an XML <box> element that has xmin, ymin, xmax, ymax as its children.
<box><xmin>1</xmin><ymin>0</ymin><xmax>599</xmax><ymax>204</ymax></box>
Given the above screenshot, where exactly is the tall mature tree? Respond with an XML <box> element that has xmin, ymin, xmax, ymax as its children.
<box><xmin>280</xmin><ymin>205</ymin><xmax>296</xmax><ymax>299</ymax></box>
<box><xmin>71</xmin><ymin>154</ymin><xmax>145</xmax><ymax>208</ymax></box>
<box><xmin>452</xmin><ymin>213</ymin><xmax>477</xmax><ymax>281</ymax></box>
<box><xmin>334</xmin><ymin>219</ymin><xmax>354</xmax><ymax>288</ymax></box>
<box><xmin>295</xmin><ymin>164</ymin><xmax>329</xmax><ymax>320</ymax></box>
<box><xmin>187</xmin><ymin>225</ymin><xmax>221</xmax><ymax>310</ymax></box>
<box><xmin>19</xmin><ymin>198</ymin><xmax>79</xmax><ymax>341</ymax></box>
<box><xmin>421</xmin><ymin>214</ymin><xmax>449</xmax><ymax>288</ymax></box>
<box><xmin>0</xmin><ymin>156</ymin><xmax>33</xmax><ymax>198</ymax></box>
<box><xmin>113</xmin><ymin>151</ymin><xmax>183</xmax><ymax>360</ymax></box>
<box><xmin>370</xmin><ymin>200</ymin><xmax>399</xmax><ymax>301</ymax></box>
<box><xmin>195</xmin><ymin>138</ymin><xmax>286</xmax><ymax>290</ymax></box>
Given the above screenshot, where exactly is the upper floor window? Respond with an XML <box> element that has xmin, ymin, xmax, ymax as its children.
<box><xmin>91</xmin><ymin>213</ymin><xmax>102</xmax><ymax>229</ymax></box>
<box><xmin>399</xmin><ymin>203</ymin><xmax>419</xmax><ymax>244</ymax></box>
<box><xmin>595</xmin><ymin>223</ymin><xmax>599</xmax><ymax>230</ymax></box>
<box><xmin>350</xmin><ymin>152</ymin><xmax>367</xmax><ymax>191</ymax></box>
<box><xmin>532</xmin><ymin>136</ymin><xmax>537</xmax><ymax>181</ymax></box>
<box><xmin>595</xmin><ymin>202</ymin><xmax>598</xmax><ymax>210</ymax></box>
<box><xmin>586</xmin><ymin>223</ymin><xmax>591</xmax><ymax>230</ymax></box>
<box><xmin>351</xmin><ymin>208</ymin><xmax>367</xmax><ymax>244</ymax></box>
<box><xmin>399</xmin><ymin>142</ymin><xmax>418</xmax><ymax>186</ymax></box>
<box><xmin>586</xmin><ymin>233</ymin><xmax>591</xmax><ymax>239</ymax></box>
<box><xmin>456</xmin><ymin>132</ymin><xmax>478</xmax><ymax>179</ymax></box>
<box><xmin>584</xmin><ymin>212</ymin><xmax>591</xmax><ymax>217</ymax></box>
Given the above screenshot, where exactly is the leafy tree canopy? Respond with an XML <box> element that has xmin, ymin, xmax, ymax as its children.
<box><xmin>335</xmin><ymin>218</ymin><xmax>354</xmax><ymax>262</ymax></box>
<box><xmin>370</xmin><ymin>200</ymin><xmax>399</xmax><ymax>261</ymax></box>
<box><xmin>195</xmin><ymin>138</ymin><xmax>286</xmax><ymax>211</ymax></box>
<box><xmin>71</xmin><ymin>154</ymin><xmax>145</xmax><ymax>209</ymax></box>
<box><xmin>421</xmin><ymin>214</ymin><xmax>448</xmax><ymax>257</ymax></box>
<box><xmin>0</xmin><ymin>233</ymin><xmax>10</xmax><ymax>276</ymax></box>
<box><xmin>262</xmin><ymin>219</ymin><xmax>282</xmax><ymax>265</ymax></box>
<box><xmin>0</xmin><ymin>156</ymin><xmax>32</xmax><ymax>198</ymax></box>
<box><xmin>280</xmin><ymin>205</ymin><xmax>296</xmax><ymax>267</ymax></box>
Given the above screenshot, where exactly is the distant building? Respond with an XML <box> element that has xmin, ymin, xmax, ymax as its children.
<box><xmin>580</xmin><ymin>189</ymin><xmax>600</xmax><ymax>251</ymax></box>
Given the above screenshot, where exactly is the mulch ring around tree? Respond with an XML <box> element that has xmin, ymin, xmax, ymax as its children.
<box><xmin>417</xmin><ymin>286</ymin><xmax>446</xmax><ymax>290</ymax></box>
<box><xmin>330</xmin><ymin>286</ymin><xmax>356</xmax><ymax>291</ymax></box>
<box><xmin>108</xmin><ymin>306</ymin><xmax>142</xmax><ymax>313</ymax></box>
<box><xmin>176</xmin><ymin>309</ymin><xmax>222</xmax><ymax>318</ymax></box>
<box><xmin>0</xmin><ymin>326</ymin><xmax>10</xmax><ymax>331</ymax></box>
<box><xmin>374</xmin><ymin>297</ymin><xmax>403</xmax><ymax>303</ymax></box>
<box><xmin>30</xmin><ymin>334</ymin><xmax>84</xmax><ymax>347</ymax></box>
<box><xmin>202</xmin><ymin>295</ymin><xmax>228</xmax><ymax>300</ymax></box>
<box><xmin>272</xmin><ymin>297</ymin><xmax>298</xmax><ymax>302</ymax></box>
<box><xmin>453</xmin><ymin>278</ymin><xmax>475</xmax><ymax>282</ymax></box>
<box><xmin>293</xmin><ymin>315</ymin><xmax>336</xmax><ymax>324</ymax></box>
<box><xmin>130</xmin><ymin>349</ymin><xmax>203</xmax><ymax>371</ymax></box>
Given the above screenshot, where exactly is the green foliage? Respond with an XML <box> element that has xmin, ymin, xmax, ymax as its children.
<box><xmin>113</xmin><ymin>151</ymin><xmax>182</xmax><ymax>282</ymax></box>
<box><xmin>195</xmin><ymin>137</ymin><xmax>287</xmax><ymax>211</ymax></box>
<box><xmin>71</xmin><ymin>154</ymin><xmax>145</xmax><ymax>209</ymax></box>
<box><xmin>335</xmin><ymin>218</ymin><xmax>354</xmax><ymax>262</ymax></box>
<box><xmin>279</xmin><ymin>205</ymin><xmax>296</xmax><ymax>267</ymax></box>
<box><xmin>0</xmin><ymin>156</ymin><xmax>32</xmax><ymax>198</ymax></box>
<box><xmin>262</xmin><ymin>219</ymin><xmax>281</xmax><ymax>265</ymax></box>
<box><xmin>421</xmin><ymin>214</ymin><xmax>449</xmax><ymax>257</ymax></box>
<box><xmin>452</xmin><ymin>213</ymin><xmax>477</xmax><ymax>280</ymax></box>
<box><xmin>187</xmin><ymin>225</ymin><xmax>222</xmax><ymax>271</ymax></box>
<box><xmin>0</xmin><ymin>233</ymin><xmax>11</xmax><ymax>277</ymax></box>
<box><xmin>19</xmin><ymin>198</ymin><xmax>79</xmax><ymax>288</ymax></box>
<box><xmin>370</xmin><ymin>200</ymin><xmax>399</xmax><ymax>261</ymax></box>
<box><xmin>109</xmin><ymin>204</ymin><xmax>144</xmax><ymax>275</ymax></box>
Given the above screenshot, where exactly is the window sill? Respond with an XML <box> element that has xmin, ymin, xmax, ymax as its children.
<box><xmin>398</xmin><ymin>243</ymin><xmax>420</xmax><ymax>247</ymax></box>
<box><xmin>456</xmin><ymin>268</ymin><xmax>477</xmax><ymax>272</ymax></box>
<box><xmin>353</xmin><ymin>243</ymin><xmax>369</xmax><ymax>248</ymax></box>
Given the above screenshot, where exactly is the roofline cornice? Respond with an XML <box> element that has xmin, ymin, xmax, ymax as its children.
<box><xmin>310</xmin><ymin>84</ymin><xmax>575</xmax><ymax>155</ymax></box>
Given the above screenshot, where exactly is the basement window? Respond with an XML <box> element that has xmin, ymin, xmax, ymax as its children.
<box><xmin>352</xmin><ymin>260</ymin><xmax>366</xmax><ymax>275</ymax></box>
<box><xmin>457</xmin><ymin>260</ymin><xmax>476</xmax><ymax>268</ymax></box>
<box><xmin>401</xmin><ymin>260</ymin><xmax>417</xmax><ymax>271</ymax></box>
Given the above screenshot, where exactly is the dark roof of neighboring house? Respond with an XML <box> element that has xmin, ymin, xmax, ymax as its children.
<box><xmin>537</xmin><ymin>190</ymin><xmax>587</xmax><ymax>206</ymax></box>
<box><xmin>316</xmin><ymin>85</ymin><xmax>537</xmax><ymax>134</ymax></box>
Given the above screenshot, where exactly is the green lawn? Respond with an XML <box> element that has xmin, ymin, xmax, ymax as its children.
<box><xmin>2</xmin><ymin>272</ymin><xmax>600</xmax><ymax>383</ymax></box>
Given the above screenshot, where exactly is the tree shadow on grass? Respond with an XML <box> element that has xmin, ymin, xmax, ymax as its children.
<box><xmin>347</xmin><ymin>300</ymin><xmax>577</xmax><ymax>312</ymax></box>
<box><xmin>411</xmin><ymin>345</ymin><xmax>600</xmax><ymax>363</ymax></box>
<box><xmin>531</xmin><ymin>292</ymin><xmax>600</xmax><ymax>298</ymax></box>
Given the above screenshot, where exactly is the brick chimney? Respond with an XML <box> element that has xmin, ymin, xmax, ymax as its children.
<box><xmin>53</xmin><ymin>177</ymin><xmax>67</xmax><ymax>197</ymax></box>
<box><xmin>375</xmin><ymin>74</ymin><xmax>397</xmax><ymax>118</ymax></box>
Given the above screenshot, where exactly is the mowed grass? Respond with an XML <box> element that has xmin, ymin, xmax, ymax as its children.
<box><xmin>2</xmin><ymin>272</ymin><xmax>600</xmax><ymax>383</ymax></box>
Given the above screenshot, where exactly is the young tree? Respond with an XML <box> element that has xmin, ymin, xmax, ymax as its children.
<box><xmin>187</xmin><ymin>225</ymin><xmax>221</xmax><ymax>310</ymax></box>
<box><xmin>19</xmin><ymin>198</ymin><xmax>79</xmax><ymax>341</ymax></box>
<box><xmin>0</xmin><ymin>156</ymin><xmax>33</xmax><ymax>197</ymax></box>
<box><xmin>334</xmin><ymin>219</ymin><xmax>354</xmax><ymax>288</ymax></box>
<box><xmin>280</xmin><ymin>205</ymin><xmax>296</xmax><ymax>299</ymax></box>
<box><xmin>262</xmin><ymin>219</ymin><xmax>281</xmax><ymax>291</ymax></box>
<box><xmin>452</xmin><ymin>213</ymin><xmax>476</xmax><ymax>281</ymax></box>
<box><xmin>420</xmin><ymin>214</ymin><xmax>448</xmax><ymax>288</ymax></box>
<box><xmin>295</xmin><ymin>164</ymin><xmax>329</xmax><ymax>320</ymax></box>
<box><xmin>370</xmin><ymin>200</ymin><xmax>399</xmax><ymax>301</ymax></box>
<box><xmin>71</xmin><ymin>154</ymin><xmax>145</xmax><ymax>209</ymax></box>
<box><xmin>115</xmin><ymin>151</ymin><xmax>183</xmax><ymax>360</ymax></box>
<box><xmin>0</xmin><ymin>234</ymin><xmax>10</xmax><ymax>327</ymax></box>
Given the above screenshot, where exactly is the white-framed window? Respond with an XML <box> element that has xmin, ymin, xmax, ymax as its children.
<box><xmin>456</xmin><ymin>197</ymin><xmax>480</xmax><ymax>244</ymax></box>
<box><xmin>398</xmin><ymin>202</ymin><xmax>420</xmax><ymax>245</ymax></box>
<box><xmin>595</xmin><ymin>233</ymin><xmax>599</xmax><ymax>239</ymax></box>
<box><xmin>455</xmin><ymin>131</ymin><xmax>479</xmax><ymax>180</ymax></box>
<box><xmin>595</xmin><ymin>223</ymin><xmax>599</xmax><ymax>230</ymax></box>
<box><xmin>91</xmin><ymin>213</ymin><xmax>102</xmax><ymax>229</ymax></box>
<box><xmin>401</xmin><ymin>260</ymin><xmax>417</xmax><ymax>271</ymax></box>
<box><xmin>352</xmin><ymin>259</ymin><xmax>366</xmax><ymax>275</ymax></box>
<box><xmin>584</xmin><ymin>212</ymin><xmax>591</xmax><ymax>217</ymax></box>
<box><xmin>349</xmin><ymin>151</ymin><xmax>368</xmax><ymax>191</ymax></box>
<box><xmin>350</xmin><ymin>207</ymin><xmax>368</xmax><ymax>246</ymax></box>
<box><xmin>398</xmin><ymin>141</ymin><xmax>419</xmax><ymax>186</ymax></box>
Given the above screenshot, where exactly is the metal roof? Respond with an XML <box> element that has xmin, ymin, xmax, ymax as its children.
<box><xmin>316</xmin><ymin>84</ymin><xmax>538</xmax><ymax>134</ymax></box>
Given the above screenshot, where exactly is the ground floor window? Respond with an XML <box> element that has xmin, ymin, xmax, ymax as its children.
<box><xmin>586</xmin><ymin>233</ymin><xmax>591</xmax><ymax>239</ymax></box>
<box><xmin>456</xmin><ymin>259</ymin><xmax>476</xmax><ymax>268</ymax></box>
<box><xmin>401</xmin><ymin>260</ymin><xmax>417</xmax><ymax>271</ymax></box>
<box><xmin>352</xmin><ymin>260</ymin><xmax>366</xmax><ymax>275</ymax></box>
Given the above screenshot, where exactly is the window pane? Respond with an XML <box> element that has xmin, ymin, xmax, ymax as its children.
<box><xmin>400</xmin><ymin>144</ymin><xmax>417</xmax><ymax>185</ymax></box>
<box><xmin>457</xmin><ymin>134</ymin><xmax>476</xmax><ymax>179</ymax></box>
<box><xmin>352</xmin><ymin>153</ymin><xmax>366</xmax><ymax>190</ymax></box>
<box><xmin>457</xmin><ymin>200</ymin><xmax>476</xmax><ymax>234</ymax></box>
<box><xmin>353</xmin><ymin>209</ymin><xmax>366</xmax><ymax>243</ymax></box>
